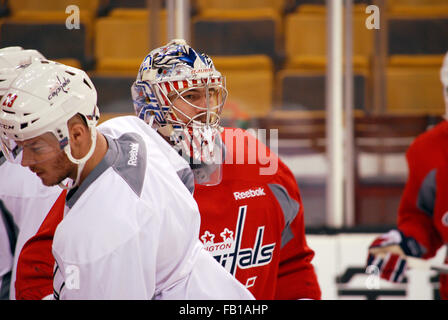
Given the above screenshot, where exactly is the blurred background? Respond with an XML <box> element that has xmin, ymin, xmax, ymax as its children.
<box><xmin>2</xmin><ymin>0</ymin><xmax>448</xmax><ymax>298</ymax></box>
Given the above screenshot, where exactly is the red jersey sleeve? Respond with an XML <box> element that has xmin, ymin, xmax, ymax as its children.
<box><xmin>397</xmin><ymin>123</ymin><xmax>448</xmax><ymax>258</ymax></box>
<box><xmin>271</xmin><ymin>159</ymin><xmax>321</xmax><ymax>300</ymax></box>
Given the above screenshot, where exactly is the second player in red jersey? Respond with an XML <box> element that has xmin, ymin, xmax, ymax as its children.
<box><xmin>195</xmin><ymin>128</ymin><xmax>321</xmax><ymax>299</ymax></box>
<box><xmin>132</xmin><ymin>39</ymin><xmax>321</xmax><ymax>299</ymax></box>
<box><xmin>367</xmin><ymin>52</ymin><xmax>448</xmax><ymax>299</ymax></box>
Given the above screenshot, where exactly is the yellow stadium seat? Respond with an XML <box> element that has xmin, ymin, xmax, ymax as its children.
<box><xmin>285</xmin><ymin>9</ymin><xmax>373</xmax><ymax>69</ymax></box>
<box><xmin>195</xmin><ymin>0</ymin><xmax>286</xmax><ymax>13</ymax></box>
<box><xmin>387</xmin><ymin>0</ymin><xmax>448</xmax><ymax>16</ymax></box>
<box><xmin>296</xmin><ymin>3</ymin><xmax>367</xmax><ymax>14</ymax></box>
<box><xmin>388</xmin><ymin>54</ymin><xmax>445</xmax><ymax>68</ymax></box>
<box><xmin>212</xmin><ymin>55</ymin><xmax>274</xmax><ymax>118</ymax></box>
<box><xmin>285</xmin><ymin>12</ymin><xmax>325</xmax><ymax>62</ymax></box>
<box><xmin>192</xmin><ymin>8</ymin><xmax>282</xmax><ymax>61</ymax></box>
<box><xmin>387</xmin><ymin>0</ymin><xmax>448</xmax><ymax>4</ymax></box>
<box><xmin>8</xmin><ymin>0</ymin><xmax>99</xmax><ymax>17</ymax></box>
<box><xmin>108</xmin><ymin>8</ymin><xmax>150</xmax><ymax>19</ymax></box>
<box><xmin>53</xmin><ymin>58</ymin><xmax>82</xmax><ymax>69</ymax></box>
<box><xmin>0</xmin><ymin>14</ymin><xmax>93</xmax><ymax>66</ymax></box>
<box><xmin>285</xmin><ymin>55</ymin><xmax>370</xmax><ymax>71</ymax></box>
<box><xmin>94</xmin><ymin>15</ymin><xmax>167</xmax><ymax>74</ymax></box>
<box><xmin>386</xmin><ymin>65</ymin><xmax>445</xmax><ymax>114</ymax></box>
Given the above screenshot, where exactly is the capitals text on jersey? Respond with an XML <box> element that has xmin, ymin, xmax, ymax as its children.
<box><xmin>200</xmin><ymin>205</ymin><xmax>276</xmax><ymax>276</ymax></box>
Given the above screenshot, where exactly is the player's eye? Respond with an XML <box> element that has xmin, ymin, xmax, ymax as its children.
<box><xmin>182</xmin><ymin>92</ymin><xmax>201</xmax><ymax>102</ymax></box>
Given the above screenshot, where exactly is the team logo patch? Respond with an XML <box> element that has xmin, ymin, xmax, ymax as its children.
<box><xmin>48</xmin><ymin>76</ymin><xmax>70</xmax><ymax>100</ymax></box>
<box><xmin>200</xmin><ymin>205</ymin><xmax>275</xmax><ymax>277</ymax></box>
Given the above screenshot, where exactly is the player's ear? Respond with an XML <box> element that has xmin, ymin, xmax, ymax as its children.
<box><xmin>68</xmin><ymin>114</ymin><xmax>90</xmax><ymax>157</ymax></box>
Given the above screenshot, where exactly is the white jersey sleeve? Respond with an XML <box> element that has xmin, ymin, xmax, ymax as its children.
<box><xmin>52</xmin><ymin>129</ymin><xmax>253</xmax><ymax>299</ymax></box>
<box><xmin>98</xmin><ymin>115</ymin><xmax>195</xmax><ymax>194</ymax></box>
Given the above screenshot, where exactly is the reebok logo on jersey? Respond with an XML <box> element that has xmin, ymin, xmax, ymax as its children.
<box><xmin>128</xmin><ymin>143</ymin><xmax>139</xmax><ymax>166</ymax></box>
<box><xmin>233</xmin><ymin>187</ymin><xmax>266</xmax><ymax>200</ymax></box>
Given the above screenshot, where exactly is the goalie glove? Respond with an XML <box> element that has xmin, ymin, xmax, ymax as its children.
<box><xmin>366</xmin><ymin>229</ymin><xmax>425</xmax><ymax>283</ymax></box>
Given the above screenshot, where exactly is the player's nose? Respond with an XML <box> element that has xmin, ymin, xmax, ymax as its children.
<box><xmin>21</xmin><ymin>147</ymin><xmax>34</xmax><ymax>167</ymax></box>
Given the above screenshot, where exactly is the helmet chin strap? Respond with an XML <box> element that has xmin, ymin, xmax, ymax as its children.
<box><xmin>58</xmin><ymin>127</ymin><xmax>97</xmax><ymax>190</ymax></box>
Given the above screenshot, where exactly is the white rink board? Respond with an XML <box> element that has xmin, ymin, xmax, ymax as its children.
<box><xmin>306</xmin><ymin>233</ymin><xmax>446</xmax><ymax>300</ymax></box>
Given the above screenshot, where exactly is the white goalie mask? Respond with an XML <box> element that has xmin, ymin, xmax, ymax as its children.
<box><xmin>131</xmin><ymin>39</ymin><xmax>228</xmax><ymax>185</ymax></box>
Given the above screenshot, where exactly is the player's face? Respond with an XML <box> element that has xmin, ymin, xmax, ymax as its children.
<box><xmin>170</xmin><ymin>86</ymin><xmax>222</xmax><ymax>125</ymax></box>
<box><xmin>17</xmin><ymin>133</ymin><xmax>75</xmax><ymax>186</ymax></box>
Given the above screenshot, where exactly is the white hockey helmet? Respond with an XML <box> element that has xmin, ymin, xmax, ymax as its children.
<box><xmin>441</xmin><ymin>51</ymin><xmax>448</xmax><ymax>118</ymax></box>
<box><xmin>131</xmin><ymin>39</ymin><xmax>227</xmax><ymax>185</ymax></box>
<box><xmin>0</xmin><ymin>46</ymin><xmax>45</xmax><ymax>97</ymax></box>
<box><xmin>0</xmin><ymin>60</ymin><xmax>99</xmax><ymax>188</ymax></box>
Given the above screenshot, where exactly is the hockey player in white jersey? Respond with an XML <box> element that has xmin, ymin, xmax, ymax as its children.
<box><xmin>0</xmin><ymin>60</ymin><xmax>253</xmax><ymax>299</ymax></box>
<box><xmin>0</xmin><ymin>47</ymin><xmax>62</xmax><ymax>299</ymax></box>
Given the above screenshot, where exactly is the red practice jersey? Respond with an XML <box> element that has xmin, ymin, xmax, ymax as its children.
<box><xmin>397</xmin><ymin>120</ymin><xmax>448</xmax><ymax>299</ymax></box>
<box><xmin>194</xmin><ymin>128</ymin><xmax>321</xmax><ymax>300</ymax></box>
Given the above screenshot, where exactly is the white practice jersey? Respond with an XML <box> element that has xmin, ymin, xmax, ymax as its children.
<box><xmin>53</xmin><ymin>118</ymin><xmax>253</xmax><ymax>299</ymax></box>
<box><xmin>0</xmin><ymin>158</ymin><xmax>61</xmax><ymax>299</ymax></box>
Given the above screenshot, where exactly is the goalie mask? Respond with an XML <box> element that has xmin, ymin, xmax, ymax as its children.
<box><xmin>131</xmin><ymin>39</ymin><xmax>227</xmax><ymax>185</ymax></box>
<box><xmin>0</xmin><ymin>60</ymin><xmax>99</xmax><ymax>189</ymax></box>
